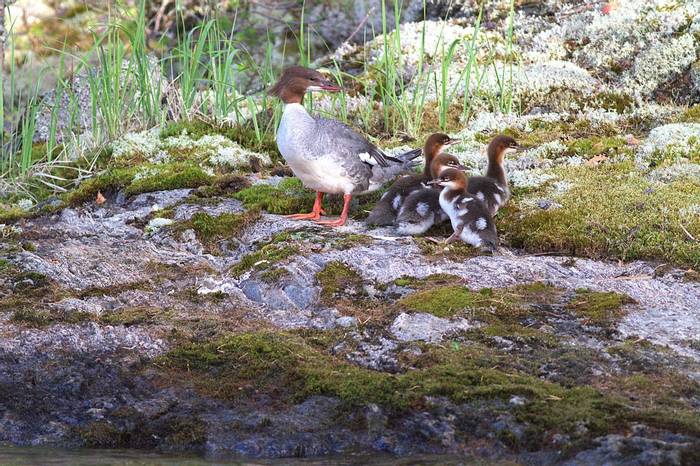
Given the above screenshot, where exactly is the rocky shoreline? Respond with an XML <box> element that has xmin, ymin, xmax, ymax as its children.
<box><xmin>1</xmin><ymin>183</ymin><xmax>698</xmax><ymax>464</ymax></box>
<box><xmin>2</xmin><ymin>0</ymin><xmax>700</xmax><ymax>464</ymax></box>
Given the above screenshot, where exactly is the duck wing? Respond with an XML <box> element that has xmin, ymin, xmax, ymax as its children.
<box><xmin>315</xmin><ymin>118</ymin><xmax>401</xmax><ymax>168</ymax></box>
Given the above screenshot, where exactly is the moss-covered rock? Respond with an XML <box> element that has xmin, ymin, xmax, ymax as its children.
<box><xmin>500</xmin><ymin>162</ymin><xmax>700</xmax><ymax>267</ymax></box>
<box><xmin>124</xmin><ymin>163</ymin><xmax>213</xmax><ymax>196</ymax></box>
<box><xmin>175</xmin><ymin>208</ymin><xmax>261</xmax><ymax>253</ymax></box>
<box><xmin>230</xmin><ymin>242</ymin><xmax>298</xmax><ymax>278</ymax></box>
<box><xmin>234</xmin><ymin>177</ymin><xmax>316</xmax><ymax>215</ymax></box>
<box><xmin>162</xmin><ymin>330</ymin><xmax>697</xmax><ymax>450</ymax></box>
<box><xmin>316</xmin><ymin>261</ymin><xmax>364</xmax><ymax>300</ymax></box>
<box><xmin>567</xmin><ymin>289</ymin><xmax>633</xmax><ymax>329</ymax></box>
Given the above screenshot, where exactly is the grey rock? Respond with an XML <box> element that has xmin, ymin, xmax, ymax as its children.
<box><xmin>537</xmin><ymin>199</ymin><xmax>562</xmax><ymax>210</ymax></box>
<box><xmin>389</xmin><ymin>312</ymin><xmax>477</xmax><ymax>343</ymax></box>
<box><xmin>564</xmin><ymin>434</ymin><xmax>690</xmax><ymax>466</ymax></box>
<box><xmin>173</xmin><ymin>198</ymin><xmax>244</xmax><ymax>221</ymax></box>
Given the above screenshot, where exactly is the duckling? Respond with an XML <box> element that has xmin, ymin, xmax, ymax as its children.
<box><xmin>428</xmin><ymin>168</ymin><xmax>498</xmax><ymax>253</ymax></box>
<box><xmin>467</xmin><ymin>135</ymin><xmax>520</xmax><ymax>216</ymax></box>
<box><xmin>365</xmin><ymin>133</ymin><xmax>461</xmax><ymax>226</ymax></box>
<box><xmin>394</xmin><ymin>152</ymin><xmax>465</xmax><ymax>236</ymax></box>
<box><xmin>270</xmin><ymin>66</ymin><xmax>422</xmax><ymax>227</ymax></box>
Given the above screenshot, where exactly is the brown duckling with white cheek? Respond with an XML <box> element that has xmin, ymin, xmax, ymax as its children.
<box><xmin>428</xmin><ymin>168</ymin><xmax>499</xmax><ymax>253</ymax></box>
<box><xmin>467</xmin><ymin>135</ymin><xmax>521</xmax><ymax>216</ymax></box>
<box><xmin>395</xmin><ymin>152</ymin><xmax>466</xmax><ymax>235</ymax></box>
<box><xmin>365</xmin><ymin>133</ymin><xmax>461</xmax><ymax>226</ymax></box>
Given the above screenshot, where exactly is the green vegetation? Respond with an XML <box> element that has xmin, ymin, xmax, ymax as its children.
<box><xmin>234</xmin><ymin>177</ymin><xmax>315</xmax><ymax>215</ymax></box>
<box><xmin>564</xmin><ymin>136</ymin><xmax>631</xmax><ymax>158</ymax></box>
<box><xmin>11</xmin><ymin>307</ymin><xmax>93</xmax><ymax>327</ymax></box>
<box><xmin>160</xmin><ymin>329</ymin><xmax>700</xmax><ymax>450</ymax></box>
<box><xmin>332</xmin><ymin>234</ymin><xmax>375</xmax><ymax>250</ymax></box>
<box><xmin>399</xmin><ymin>285</ymin><xmax>490</xmax><ymax>318</ymax></box>
<box><xmin>315</xmin><ymin>261</ymin><xmax>363</xmax><ymax>300</ymax></box>
<box><xmin>501</xmin><ymin>162</ymin><xmax>700</xmax><ymax>267</ymax></box>
<box><xmin>677</xmin><ymin>104</ymin><xmax>700</xmax><ymax>123</ymax></box>
<box><xmin>100</xmin><ymin>306</ymin><xmax>164</xmax><ymax>326</ymax></box>
<box><xmin>398</xmin><ymin>281</ymin><xmax>560</xmax><ymax>320</ymax></box>
<box><xmin>66</xmin><ymin>168</ymin><xmax>136</xmax><ymax>205</ymax></box>
<box><xmin>233</xmin><ymin>177</ymin><xmax>386</xmax><ymax>219</ymax></box>
<box><xmin>66</xmin><ymin>162</ymin><xmax>213</xmax><ymax>205</ymax></box>
<box><xmin>567</xmin><ymin>289</ymin><xmax>633</xmax><ymax>328</ymax></box>
<box><xmin>124</xmin><ymin>164</ymin><xmax>212</xmax><ymax>196</ymax></box>
<box><xmin>175</xmin><ymin>208</ymin><xmax>261</xmax><ymax>252</ymax></box>
<box><xmin>230</xmin><ymin>242</ymin><xmax>298</xmax><ymax>278</ymax></box>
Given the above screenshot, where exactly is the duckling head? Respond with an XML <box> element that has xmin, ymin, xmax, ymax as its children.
<box><xmin>427</xmin><ymin>167</ymin><xmax>467</xmax><ymax>191</ymax></box>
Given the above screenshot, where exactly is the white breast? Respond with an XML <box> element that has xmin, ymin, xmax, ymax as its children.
<box><xmin>276</xmin><ymin>103</ymin><xmax>355</xmax><ymax>194</ymax></box>
<box><xmin>277</xmin><ymin>103</ymin><xmax>315</xmax><ymax>163</ymax></box>
<box><xmin>439</xmin><ymin>190</ymin><xmax>464</xmax><ymax>230</ymax></box>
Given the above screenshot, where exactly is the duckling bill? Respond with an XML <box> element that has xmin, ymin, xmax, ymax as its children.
<box><xmin>270</xmin><ymin>66</ymin><xmax>422</xmax><ymax>227</ymax></box>
<box><xmin>395</xmin><ymin>149</ymin><xmax>466</xmax><ymax>236</ymax></box>
<box><xmin>366</xmin><ymin>133</ymin><xmax>462</xmax><ymax>226</ymax></box>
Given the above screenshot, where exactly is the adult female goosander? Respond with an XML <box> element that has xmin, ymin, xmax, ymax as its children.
<box><xmin>467</xmin><ymin>135</ymin><xmax>520</xmax><ymax>216</ymax></box>
<box><xmin>394</xmin><ymin>152</ymin><xmax>466</xmax><ymax>235</ymax></box>
<box><xmin>269</xmin><ymin>66</ymin><xmax>421</xmax><ymax>227</ymax></box>
<box><xmin>428</xmin><ymin>168</ymin><xmax>498</xmax><ymax>253</ymax></box>
<box><xmin>366</xmin><ymin>133</ymin><xmax>462</xmax><ymax>226</ymax></box>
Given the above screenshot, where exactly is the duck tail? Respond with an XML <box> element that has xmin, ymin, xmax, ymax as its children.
<box><xmin>365</xmin><ymin>195</ymin><xmax>397</xmax><ymax>226</ymax></box>
<box><xmin>479</xmin><ymin>226</ymin><xmax>500</xmax><ymax>254</ymax></box>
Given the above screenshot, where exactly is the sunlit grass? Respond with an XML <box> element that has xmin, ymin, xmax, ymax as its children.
<box><xmin>0</xmin><ymin>0</ymin><xmax>515</xmax><ymax>202</ymax></box>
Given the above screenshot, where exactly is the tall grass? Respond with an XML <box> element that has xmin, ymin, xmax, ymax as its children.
<box><xmin>0</xmin><ymin>0</ymin><xmax>516</xmax><ymax>197</ymax></box>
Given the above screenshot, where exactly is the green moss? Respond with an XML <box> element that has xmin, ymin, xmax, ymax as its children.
<box><xmin>592</xmin><ymin>92</ymin><xmax>635</xmax><ymax>113</ymax></box>
<box><xmin>315</xmin><ymin>261</ymin><xmax>363</xmax><ymax>300</ymax></box>
<box><xmin>259</xmin><ymin>267</ymin><xmax>291</xmax><ymax>283</ymax></box>
<box><xmin>564</xmin><ymin>136</ymin><xmax>630</xmax><ymax>158</ymax></box>
<box><xmin>234</xmin><ymin>177</ymin><xmax>315</xmax><ymax>215</ymax></box>
<box><xmin>100</xmin><ymin>307</ymin><xmax>164</xmax><ymax>326</ymax></box>
<box><xmin>11</xmin><ymin>308</ymin><xmax>52</xmax><ymax>327</ymax></box>
<box><xmin>392</xmin><ymin>274</ymin><xmax>462</xmax><ymax>288</ymax></box>
<box><xmin>398</xmin><ymin>285</ymin><xmax>487</xmax><ymax>318</ymax></box>
<box><xmin>567</xmin><ymin>289</ymin><xmax>633</xmax><ymax>328</ymax></box>
<box><xmin>500</xmin><ymin>162</ymin><xmax>700</xmax><ymax>267</ymax></box>
<box><xmin>162</xmin><ymin>331</ymin><xmax>399</xmax><ymax>406</ymax></box>
<box><xmin>0</xmin><ymin>206</ymin><xmax>27</xmax><ymax>223</ymax></box>
<box><xmin>481</xmin><ymin>323</ymin><xmax>558</xmax><ymax>347</ymax></box>
<box><xmin>489</xmin><ymin>119</ymin><xmax>622</xmax><ymax>151</ymax></box>
<box><xmin>230</xmin><ymin>243</ymin><xmax>298</xmax><ymax>278</ymax></box>
<box><xmin>677</xmin><ymin>105</ymin><xmax>700</xmax><ymax>123</ymax></box>
<box><xmin>0</xmin><ymin>266</ymin><xmax>70</xmax><ymax>317</ymax></box>
<box><xmin>124</xmin><ymin>163</ymin><xmax>212</xmax><ymax>196</ymax></box>
<box><xmin>12</xmin><ymin>271</ymin><xmax>49</xmax><ymax>290</ymax></box>
<box><xmin>66</xmin><ymin>167</ymin><xmax>136</xmax><ymax>205</ymax></box>
<box><xmin>161</xmin><ymin>331</ymin><xmax>631</xmax><ymax>446</ymax></box>
<box><xmin>160</xmin><ymin>120</ymin><xmax>217</xmax><ymax>140</ymax></box>
<box><xmin>175</xmin><ymin>208</ymin><xmax>261</xmax><ymax>253</ymax></box>
<box><xmin>195</xmin><ymin>174</ymin><xmax>252</xmax><ymax>198</ymax></box>
<box><xmin>234</xmin><ymin>177</ymin><xmax>383</xmax><ymax>219</ymax></box>
<box><xmin>11</xmin><ymin>307</ymin><xmax>93</xmax><ymax>327</ymax></box>
<box><xmin>415</xmin><ymin>236</ymin><xmax>484</xmax><ymax>260</ymax></box>
<box><xmin>397</xmin><ymin>282</ymin><xmax>561</xmax><ymax>320</ymax></box>
<box><xmin>332</xmin><ymin>233</ymin><xmax>374</xmax><ymax>250</ymax></box>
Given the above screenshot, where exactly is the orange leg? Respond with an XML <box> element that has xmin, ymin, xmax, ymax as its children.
<box><xmin>286</xmin><ymin>191</ymin><xmax>325</xmax><ymax>221</ymax></box>
<box><xmin>315</xmin><ymin>194</ymin><xmax>351</xmax><ymax>227</ymax></box>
